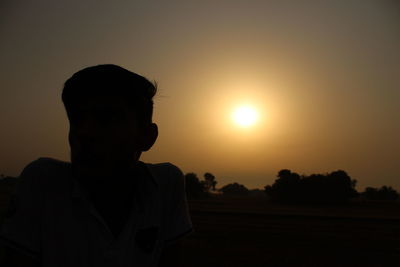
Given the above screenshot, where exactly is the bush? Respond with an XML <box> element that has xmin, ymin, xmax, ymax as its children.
<box><xmin>185</xmin><ymin>173</ymin><xmax>208</xmax><ymax>199</ymax></box>
<box><xmin>362</xmin><ymin>186</ymin><xmax>399</xmax><ymax>201</ymax></box>
<box><xmin>220</xmin><ymin>183</ymin><xmax>249</xmax><ymax>196</ymax></box>
<box><xmin>264</xmin><ymin>169</ymin><xmax>358</xmax><ymax>204</ymax></box>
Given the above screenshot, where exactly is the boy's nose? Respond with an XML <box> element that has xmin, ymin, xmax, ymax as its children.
<box><xmin>70</xmin><ymin>120</ymin><xmax>100</xmax><ymax>147</ymax></box>
<box><xmin>73</xmin><ymin>115</ymin><xmax>101</xmax><ymax>136</ymax></box>
<box><xmin>71</xmin><ymin>133</ymin><xmax>102</xmax><ymax>165</ymax></box>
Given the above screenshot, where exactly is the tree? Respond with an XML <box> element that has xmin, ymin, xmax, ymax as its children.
<box><xmin>264</xmin><ymin>169</ymin><xmax>301</xmax><ymax>202</ymax></box>
<box><xmin>248</xmin><ymin>189</ymin><xmax>266</xmax><ymax>198</ymax></box>
<box><xmin>264</xmin><ymin>169</ymin><xmax>358</xmax><ymax>204</ymax></box>
<box><xmin>379</xmin><ymin>186</ymin><xmax>398</xmax><ymax>200</ymax></box>
<box><xmin>362</xmin><ymin>186</ymin><xmax>399</xmax><ymax>201</ymax></box>
<box><xmin>204</xmin><ymin>172</ymin><xmax>217</xmax><ymax>191</ymax></box>
<box><xmin>184</xmin><ymin>173</ymin><xmax>207</xmax><ymax>199</ymax></box>
<box><xmin>0</xmin><ymin>176</ymin><xmax>17</xmax><ymax>194</ymax></box>
<box><xmin>220</xmin><ymin>183</ymin><xmax>249</xmax><ymax>196</ymax></box>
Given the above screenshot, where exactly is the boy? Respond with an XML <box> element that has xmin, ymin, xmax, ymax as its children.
<box><xmin>0</xmin><ymin>64</ymin><xmax>192</xmax><ymax>266</ymax></box>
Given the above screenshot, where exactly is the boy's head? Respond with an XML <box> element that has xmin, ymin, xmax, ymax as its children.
<box><xmin>62</xmin><ymin>64</ymin><xmax>158</xmax><ymax>177</ymax></box>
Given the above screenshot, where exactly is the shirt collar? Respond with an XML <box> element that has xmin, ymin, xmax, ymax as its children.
<box><xmin>70</xmin><ymin>161</ymin><xmax>159</xmax><ymax>200</ymax></box>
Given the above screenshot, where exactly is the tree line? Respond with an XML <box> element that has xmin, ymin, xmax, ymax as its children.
<box><xmin>1</xmin><ymin>170</ymin><xmax>399</xmax><ymax>203</ymax></box>
<box><xmin>183</xmin><ymin>170</ymin><xmax>399</xmax><ymax>204</ymax></box>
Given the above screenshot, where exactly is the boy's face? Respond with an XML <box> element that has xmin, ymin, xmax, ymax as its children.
<box><xmin>67</xmin><ymin>95</ymin><xmax>157</xmax><ymax>178</ymax></box>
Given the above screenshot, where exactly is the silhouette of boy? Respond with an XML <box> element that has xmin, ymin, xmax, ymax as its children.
<box><xmin>0</xmin><ymin>64</ymin><xmax>193</xmax><ymax>266</ymax></box>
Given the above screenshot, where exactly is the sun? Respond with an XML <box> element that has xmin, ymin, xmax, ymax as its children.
<box><xmin>232</xmin><ymin>106</ymin><xmax>259</xmax><ymax>127</ymax></box>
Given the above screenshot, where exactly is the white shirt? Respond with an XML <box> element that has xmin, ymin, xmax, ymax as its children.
<box><xmin>0</xmin><ymin>157</ymin><xmax>192</xmax><ymax>267</ymax></box>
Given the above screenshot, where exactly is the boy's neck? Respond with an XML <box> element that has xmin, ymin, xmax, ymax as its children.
<box><xmin>73</xmin><ymin>160</ymin><xmax>144</xmax><ymax>184</ymax></box>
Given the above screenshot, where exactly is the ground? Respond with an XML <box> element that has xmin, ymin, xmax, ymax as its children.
<box><xmin>183</xmin><ymin>197</ymin><xmax>400</xmax><ymax>266</ymax></box>
<box><xmin>1</xmin><ymin>186</ymin><xmax>400</xmax><ymax>266</ymax></box>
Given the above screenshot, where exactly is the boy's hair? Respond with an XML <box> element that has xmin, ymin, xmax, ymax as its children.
<box><xmin>62</xmin><ymin>64</ymin><xmax>157</xmax><ymax>125</ymax></box>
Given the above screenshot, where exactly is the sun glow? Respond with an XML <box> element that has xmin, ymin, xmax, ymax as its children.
<box><xmin>232</xmin><ymin>106</ymin><xmax>259</xmax><ymax>127</ymax></box>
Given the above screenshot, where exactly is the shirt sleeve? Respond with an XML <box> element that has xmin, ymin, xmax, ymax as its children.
<box><xmin>163</xmin><ymin>164</ymin><xmax>193</xmax><ymax>245</ymax></box>
<box><xmin>0</xmin><ymin>159</ymin><xmax>44</xmax><ymax>259</ymax></box>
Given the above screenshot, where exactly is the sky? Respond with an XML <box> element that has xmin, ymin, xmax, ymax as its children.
<box><xmin>1</xmin><ymin>0</ymin><xmax>399</xmax><ymax>190</ymax></box>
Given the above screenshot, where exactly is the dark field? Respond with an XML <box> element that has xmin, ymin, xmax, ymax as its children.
<box><xmin>183</xmin><ymin>197</ymin><xmax>400</xmax><ymax>266</ymax></box>
<box><xmin>1</xmin><ymin>186</ymin><xmax>400</xmax><ymax>266</ymax></box>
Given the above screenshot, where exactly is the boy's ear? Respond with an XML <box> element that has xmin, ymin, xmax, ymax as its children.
<box><xmin>141</xmin><ymin>123</ymin><xmax>158</xmax><ymax>151</ymax></box>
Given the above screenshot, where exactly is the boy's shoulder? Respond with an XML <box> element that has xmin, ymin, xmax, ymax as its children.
<box><xmin>144</xmin><ymin>162</ymin><xmax>184</xmax><ymax>188</ymax></box>
<box><xmin>18</xmin><ymin>157</ymin><xmax>71</xmax><ymax>190</ymax></box>
<box><xmin>20</xmin><ymin>157</ymin><xmax>70</xmax><ymax>176</ymax></box>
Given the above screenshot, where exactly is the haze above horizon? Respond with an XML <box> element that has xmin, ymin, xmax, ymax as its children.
<box><xmin>0</xmin><ymin>0</ymin><xmax>399</xmax><ymax>190</ymax></box>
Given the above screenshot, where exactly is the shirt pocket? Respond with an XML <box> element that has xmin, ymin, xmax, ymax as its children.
<box><xmin>133</xmin><ymin>225</ymin><xmax>164</xmax><ymax>266</ymax></box>
<box><xmin>134</xmin><ymin>226</ymin><xmax>159</xmax><ymax>253</ymax></box>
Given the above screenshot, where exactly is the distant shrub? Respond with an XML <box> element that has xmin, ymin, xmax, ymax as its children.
<box><xmin>362</xmin><ymin>186</ymin><xmax>399</xmax><ymax>201</ymax></box>
<box><xmin>264</xmin><ymin>169</ymin><xmax>358</xmax><ymax>204</ymax></box>
<box><xmin>185</xmin><ymin>173</ymin><xmax>208</xmax><ymax>199</ymax></box>
<box><xmin>219</xmin><ymin>183</ymin><xmax>249</xmax><ymax>196</ymax></box>
<box><xmin>248</xmin><ymin>189</ymin><xmax>266</xmax><ymax>198</ymax></box>
<box><xmin>0</xmin><ymin>176</ymin><xmax>18</xmax><ymax>186</ymax></box>
<box><xmin>203</xmin><ymin>172</ymin><xmax>217</xmax><ymax>192</ymax></box>
<box><xmin>0</xmin><ymin>176</ymin><xmax>18</xmax><ymax>193</ymax></box>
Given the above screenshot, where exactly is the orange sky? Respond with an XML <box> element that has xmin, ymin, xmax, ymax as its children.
<box><xmin>1</xmin><ymin>1</ymin><xmax>399</xmax><ymax>190</ymax></box>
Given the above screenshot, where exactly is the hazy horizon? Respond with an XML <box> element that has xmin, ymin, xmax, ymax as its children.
<box><xmin>1</xmin><ymin>1</ymin><xmax>399</xmax><ymax>191</ymax></box>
